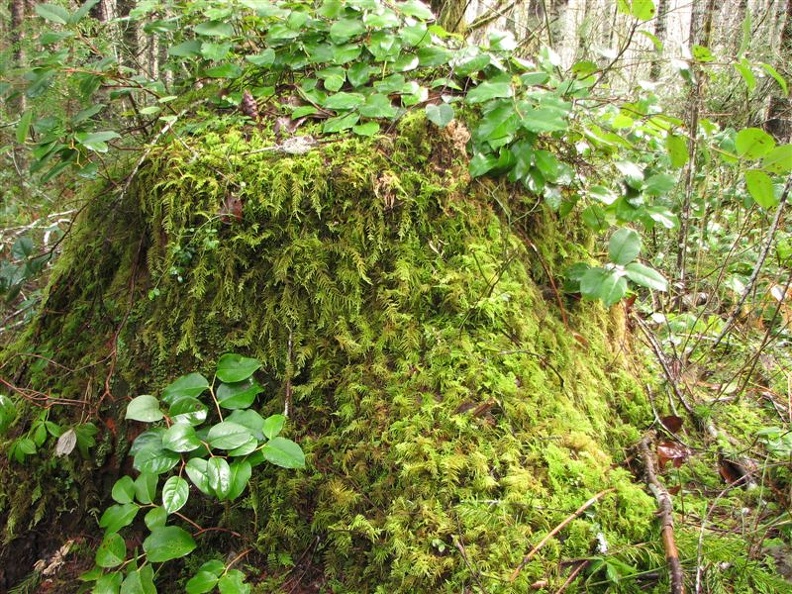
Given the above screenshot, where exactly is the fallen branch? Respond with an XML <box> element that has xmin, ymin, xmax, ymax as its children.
<box><xmin>638</xmin><ymin>434</ymin><xmax>685</xmax><ymax>594</ymax></box>
<box><xmin>509</xmin><ymin>488</ymin><xmax>614</xmax><ymax>583</ymax></box>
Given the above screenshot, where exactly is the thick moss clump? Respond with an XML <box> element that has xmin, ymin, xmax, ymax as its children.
<box><xmin>1</xmin><ymin>113</ymin><xmax>658</xmax><ymax>592</ymax></box>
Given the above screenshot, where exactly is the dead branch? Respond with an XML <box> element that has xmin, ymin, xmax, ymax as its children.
<box><xmin>638</xmin><ymin>435</ymin><xmax>685</xmax><ymax>594</ymax></box>
<box><xmin>509</xmin><ymin>488</ymin><xmax>614</xmax><ymax>583</ymax></box>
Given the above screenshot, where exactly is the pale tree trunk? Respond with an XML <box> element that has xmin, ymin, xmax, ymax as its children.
<box><xmin>10</xmin><ymin>0</ymin><xmax>27</xmax><ymax>112</ymax></box>
<box><xmin>649</xmin><ymin>0</ymin><xmax>668</xmax><ymax>80</ymax></box>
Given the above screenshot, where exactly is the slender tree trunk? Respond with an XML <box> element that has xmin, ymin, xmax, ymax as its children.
<box><xmin>649</xmin><ymin>0</ymin><xmax>668</xmax><ymax>80</ymax></box>
<box><xmin>10</xmin><ymin>0</ymin><xmax>27</xmax><ymax>113</ymax></box>
<box><xmin>765</xmin><ymin>0</ymin><xmax>791</xmax><ymax>141</ymax></box>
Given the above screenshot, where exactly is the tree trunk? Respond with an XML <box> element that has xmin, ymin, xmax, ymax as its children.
<box><xmin>765</xmin><ymin>0</ymin><xmax>791</xmax><ymax>141</ymax></box>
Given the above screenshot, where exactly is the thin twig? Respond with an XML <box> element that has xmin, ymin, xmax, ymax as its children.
<box><xmin>509</xmin><ymin>488</ymin><xmax>614</xmax><ymax>582</ymax></box>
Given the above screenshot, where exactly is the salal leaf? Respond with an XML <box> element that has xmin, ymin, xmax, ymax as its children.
<box><xmin>162</xmin><ymin>373</ymin><xmax>210</xmax><ymax>405</ymax></box>
<box><xmin>465</xmin><ymin>81</ymin><xmax>512</xmax><ymax>104</ymax></box>
<box><xmin>261</xmin><ymin>437</ymin><xmax>306</xmax><ymax>469</ymax></box>
<box><xmin>125</xmin><ymin>395</ymin><xmax>163</xmax><ymax>422</ymax></box>
<box><xmin>208</xmin><ymin>421</ymin><xmax>254</xmax><ymax>450</ymax></box>
<box><xmin>96</xmin><ymin>533</ymin><xmax>126</xmax><ymax>568</ymax></box>
<box><xmin>207</xmin><ymin>457</ymin><xmax>232</xmax><ymax>499</ymax></box>
<box><xmin>745</xmin><ymin>169</ymin><xmax>776</xmax><ymax>208</ymax></box>
<box><xmin>625</xmin><ymin>262</ymin><xmax>668</xmax><ymax>291</ymax></box>
<box><xmin>111</xmin><ymin>476</ymin><xmax>136</xmax><ymax>504</ymax></box>
<box><xmin>216</xmin><ymin>354</ymin><xmax>262</xmax><ymax>383</ymax></box>
<box><xmin>134</xmin><ymin>471</ymin><xmax>159</xmax><ymax>504</ymax></box>
<box><xmin>425</xmin><ymin>103</ymin><xmax>455</xmax><ymax>128</ymax></box>
<box><xmin>162</xmin><ymin>476</ymin><xmax>190</xmax><ymax>514</ymax></box>
<box><xmin>144</xmin><ymin>506</ymin><xmax>167</xmax><ymax>530</ymax></box>
<box><xmin>99</xmin><ymin>503</ymin><xmax>139</xmax><ymax>534</ymax></box>
<box><xmin>185</xmin><ymin>458</ymin><xmax>212</xmax><ymax>495</ymax></box>
<box><xmin>608</xmin><ymin>228</ymin><xmax>641</xmax><ymax>265</ymax></box>
<box><xmin>162</xmin><ymin>422</ymin><xmax>202</xmax><ymax>452</ymax></box>
<box><xmin>228</xmin><ymin>461</ymin><xmax>253</xmax><ymax>500</ymax></box>
<box><xmin>143</xmin><ymin>526</ymin><xmax>196</xmax><ymax>562</ymax></box>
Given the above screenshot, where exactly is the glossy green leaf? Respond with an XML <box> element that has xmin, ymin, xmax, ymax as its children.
<box><xmin>205</xmin><ymin>63</ymin><xmax>242</xmax><ymax>79</ymax></box>
<box><xmin>143</xmin><ymin>526</ymin><xmax>196</xmax><ymax>562</ymax></box>
<box><xmin>245</xmin><ymin>49</ymin><xmax>276</xmax><ymax>67</ymax></box>
<box><xmin>465</xmin><ymin>81</ymin><xmax>512</xmax><ymax>104</ymax></box>
<box><xmin>745</xmin><ymin>169</ymin><xmax>776</xmax><ymax>208</ymax></box>
<box><xmin>96</xmin><ymin>533</ymin><xmax>127</xmax><ymax>568</ymax></box>
<box><xmin>169</xmin><ymin>40</ymin><xmax>202</xmax><ymax>57</ymax></box>
<box><xmin>162</xmin><ymin>476</ymin><xmax>190</xmax><ymax>514</ymax></box>
<box><xmin>665</xmin><ymin>133</ymin><xmax>688</xmax><ymax>169</ymax></box>
<box><xmin>353</xmin><ymin>122</ymin><xmax>380</xmax><ymax>137</ymax></box>
<box><xmin>347</xmin><ymin>63</ymin><xmax>371</xmax><ymax>88</ymax></box>
<box><xmin>35</xmin><ymin>3</ymin><xmax>70</xmax><ymax>24</ymax></box>
<box><xmin>169</xmin><ymin>396</ymin><xmax>208</xmax><ymax>426</ymax></box>
<box><xmin>207</xmin><ymin>456</ymin><xmax>232</xmax><ymax>499</ymax></box>
<box><xmin>401</xmin><ymin>0</ymin><xmax>434</xmax><ymax>19</ymax></box>
<box><xmin>133</xmin><ymin>445</ymin><xmax>180</xmax><ymax>475</ymax></box>
<box><xmin>643</xmin><ymin>173</ymin><xmax>676</xmax><ymax>196</ymax></box>
<box><xmin>262</xmin><ymin>415</ymin><xmax>286</xmax><ymax>440</ymax></box>
<box><xmin>144</xmin><ymin>506</ymin><xmax>167</xmax><ymax>530</ymax></box>
<box><xmin>16</xmin><ymin>110</ymin><xmax>33</xmax><ymax>144</ymax></box>
<box><xmin>323</xmin><ymin>112</ymin><xmax>359</xmax><ymax>133</ymax></box>
<box><xmin>218</xmin><ymin>569</ymin><xmax>250</xmax><ymax>594</ymax></box>
<box><xmin>99</xmin><ymin>503</ymin><xmax>139</xmax><ymax>534</ymax></box>
<box><xmin>125</xmin><ymin>395</ymin><xmax>163</xmax><ymax>422</ymax></box>
<box><xmin>111</xmin><ymin>476</ymin><xmax>136</xmax><ymax>504</ymax></box>
<box><xmin>75</xmin><ymin>131</ymin><xmax>121</xmax><ymax>153</ymax></box>
<box><xmin>608</xmin><ymin>228</ymin><xmax>641</xmax><ymax>265</ymax></box>
<box><xmin>322</xmin><ymin>92</ymin><xmax>366</xmax><ymax>111</ymax></box>
<box><xmin>134</xmin><ymin>471</ymin><xmax>159</xmax><ymax>504</ymax></box>
<box><xmin>358</xmin><ymin>94</ymin><xmax>398</xmax><ymax>119</ymax></box>
<box><xmin>425</xmin><ymin>103</ymin><xmax>455</xmax><ymax>128</ymax></box>
<box><xmin>261</xmin><ymin>437</ymin><xmax>306</xmax><ymax>469</ymax></box>
<box><xmin>162</xmin><ymin>422</ymin><xmax>202</xmax><ymax>452</ymax></box>
<box><xmin>216</xmin><ymin>354</ymin><xmax>262</xmax><ymax>383</ymax></box>
<box><xmin>185</xmin><ymin>458</ymin><xmax>212</xmax><ymax>495</ymax></box>
<box><xmin>186</xmin><ymin>571</ymin><xmax>220</xmax><ymax>594</ymax></box>
<box><xmin>120</xmin><ymin>566</ymin><xmax>156</xmax><ymax>594</ymax></box>
<box><xmin>227</xmin><ymin>461</ymin><xmax>253</xmax><ymax>500</ymax></box>
<box><xmin>329</xmin><ymin>18</ymin><xmax>365</xmax><ymax>43</ymax></box>
<box><xmin>208</xmin><ymin>421</ymin><xmax>254</xmax><ymax>450</ymax></box>
<box><xmin>761</xmin><ymin>145</ymin><xmax>792</xmax><ymax>174</ymax></box>
<box><xmin>194</xmin><ymin>21</ymin><xmax>234</xmax><ymax>37</ymax></box>
<box><xmin>735</xmin><ymin>127</ymin><xmax>776</xmax><ymax>159</ymax></box>
<box><xmin>586</xmin><ymin>268</ymin><xmax>628</xmax><ymax>306</ymax></box>
<box><xmin>162</xmin><ymin>373</ymin><xmax>210</xmax><ymax>405</ymax></box>
<box><xmin>625</xmin><ymin>262</ymin><xmax>668</xmax><ymax>291</ymax></box>
<box><xmin>93</xmin><ymin>572</ymin><xmax>123</xmax><ymax>594</ymax></box>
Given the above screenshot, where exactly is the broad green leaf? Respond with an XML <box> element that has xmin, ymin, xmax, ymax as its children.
<box><xmin>615</xmin><ymin>160</ymin><xmax>644</xmax><ymax>187</ymax></box>
<box><xmin>133</xmin><ymin>445</ymin><xmax>180</xmax><ymax>475</ymax></box>
<box><xmin>99</xmin><ymin>503</ymin><xmax>139</xmax><ymax>534</ymax></box>
<box><xmin>609</xmin><ymin>228</ymin><xmax>641</xmax><ymax>265</ymax></box>
<box><xmin>745</xmin><ymin>169</ymin><xmax>776</xmax><ymax>208</ymax></box>
<box><xmin>581</xmin><ymin>204</ymin><xmax>609</xmax><ymax>231</ymax></box>
<box><xmin>35</xmin><ymin>3</ymin><xmax>70</xmax><ymax>24</ymax></box>
<box><xmin>143</xmin><ymin>526</ymin><xmax>196</xmax><ymax>562</ymax></box>
<box><xmin>261</xmin><ymin>437</ymin><xmax>306</xmax><ymax>469</ymax></box>
<box><xmin>162</xmin><ymin>422</ymin><xmax>202</xmax><ymax>452</ymax></box>
<box><xmin>692</xmin><ymin>45</ymin><xmax>714</xmax><ymax>63</ymax></box>
<box><xmin>93</xmin><ymin>572</ymin><xmax>123</xmax><ymax>594</ymax></box>
<box><xmin>194</xmin><ymin>21</ymin><xmax>234</xmax><ymax>37</ymax></box>
<box><xmin>207</xmin><ymin>456</ymin><xmax>232</xmax><ymax>499</ymax></box>
<box><xmin>144</xmin><ymin>506</ymin><xmax>167</xmax><ymax>529</ymax></box>
<box><xmin>169</xmin><ymin>396</ymin><xmax>208</xmax><ymax>426</ymax></box>
<box><xmin>519</xmin><ymin>106</ymin><xmax>567</xmax><ymax>133</ymax></box>
<box><xmin>735</xmin><ymin>127</ymin><xmax>775</xmax><ymax>159</ymax></box>
<box><xmin>162</xmin><ymin>476</ymin><xmax>190</xmax><ymax>514</ymax></box>
<box><xmin>353</xmin><ymin>122</ymin><xmax>380</xmax><ymax>137</ymax></box>
<box><xmin>185</xmin><ymin>458</ymin><xmax>212</xmax><ymax>495</ymax></box>
<box><xmin>228</xmin><ymin>461</ymin><xmax>253</xmax><ymax>500</ymax></box>
<box><xmin>120</xmin><ymin>566</ymin><xmax>156</xmax><ymax>594</ymax></box>
<box><xmin>329</xmin><ymin>18</ymin><xmax>366</xmax><ymax>43</ymax></box>
<box><xmin>625</xmin><ymin>262</ymin><xmax>668</xmax><ymax>291</ymax></box>
<box><xmin>618</xmin><ymin>0</ymin><xmax>655</xmax><ymax>20</ymax></box>
<box><xmin>134</xmin><ymin>472</ymin><xmax>159</xmax><ymax>504</ymax></box>
<box><xmin>321</xmin><ymin>92</ymin><xmax>366</xmax><ymax>111</ymax></box>
<box><xmin>218</xmin><ymin>569</ymin><xmax>250</xmax><ymax>594</ymax></box>
<box><xmin>245</xmin><ymin>49</ymin><xmax>276</xmax><ymax>67</ymax></box>
<box><xmin>201</xmin><ymin>42</ymin><xmax>232</xmax><ymax>61</ymax></box>
<box><xmin>169</xmin><ymin>40</ymin><xmax>203</xmax><ymax>57</ymax></box>
<box><xmin>597</xmin><ymin>271</ymin><xmax>628</xmax><ymax>306</ymax></box>
<box><xmin>0</xmin><ymin>394</ymin><xmax>17</xmax><ymax>433</ymax></box>
<box><xmin>400</xmin><ymin>0</ymin><xmax>434</xmax><ymax>20</ymax></box>
<box><xmin>125</xmin><ymin>395</ymin><xmax>163</xmax><ymax>423</ymax></box>
<box><xmin>162</xmin><ymin>373</ymin><xmax>209</xmax><ymax>405</ymax></box>
<box><xmin>208</xmin><ymin>421</ymin><xmax>254</xmax><ymax>450</ymax></box>
<box><xmin>186</xmin><ymin>571</ymin><xmax>220</xmax><ymax>594</ymax></box>
<box><xmin>205</xmin><ymin>63</ymin><xmax>242</xmax><ymax>79</ymax></box>
<box><xmin>226</xmin><ymin>409</ymin><xmax>266</xmax><ymax>438</ymax></box>
<box><xmin>96</xmin><ymin>533</ymin><xmax>127</xmax><ymax>568</ymax></box>
<box><xmin>16</xmin><ymin>110</ymin><xmax>33</xmax><ymax>144</ymax></box>
<box><xmin>70</xmin><ymin>0</ymin><xmax>100</xmax><ymax>24</ymax></box>
<box><xmin>643</xmin><ymin>173</ymin><xmax>677</xmax><ymax>196</ymax></box>
<box><xmin>75</xmin><ymin>131</ymin><xmax>121</xmax><ymax>153</ymax></box>
<box><xmin>333</xmin><ymin>43</ymin><xmax>362</xmax><ymax>64</ymax></box>
<box><xmin>469</xmin><ymin>152</ymin><xmax>500</xmax><ymax>178</ymax></box>
<box><xmin>111</xmin><ymin>476</ymin><xmax>136</xmax><ymax>504</ymax></box>
<box><xmin>357</xmin><ymin>94</ymin><xmax>398</xmax><ymax>119</ymax></box>
<box><xmin>216</xmin><ymin>354</ymin><xmax>262</xmax><ymax>383</ymax></box>
<box><xmin>347</xmin><ymin>63</ymin><xmax>371</xmax><ymax>88</ymax></box>
<box><xmin>761</xmin><ymin>145</ymin><xmax>792</xmax><ymax>174</ymax></box>
<box><xmin>425</xmin><ymin>103</ymin><xmax>455</xmax><ymax>128</ymax></box>
<box><xmin>323</xmin><ymin>112</ymin><xmax>359</xmax><ymax>134</ymax></box>
<box><xmin>262</xmin><ymin>415</ymin><xmax>286</xmax><ymax>440</ymax></box>
<box><xmin>465</xmin><ymin>81</ymin><xmax>513</xmax><ymax>104</ymax></box>
<box><xmin>665</xmin><ymin>133</ymin><xmax>688</xmax><ymax>169</ymax></box>
<box><xmin>534</xmin><ymin>150</ymin><xmax>562</xmax><ymax>182</ymax></box>
<box><xmin>476</xmin><ymin>101</ymin><xmax>520</xmax><ymax>148</ymax></box>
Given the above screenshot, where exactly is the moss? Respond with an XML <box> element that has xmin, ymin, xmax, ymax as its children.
<box><xmin>2</xmin><ymin>111</ymin><xmax>783</xmax><ymax>592</ymax></box>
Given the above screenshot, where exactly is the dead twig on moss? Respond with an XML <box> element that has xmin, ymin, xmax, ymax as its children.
<box><xmin>637</xmin><ymin>434</ymin><xmax>685</xmax><ymax>594</ymax></box>
<box><xmin>509</xmin><ymin>488</ymin><xmax>614</xmax><ymax>583</ymax></box>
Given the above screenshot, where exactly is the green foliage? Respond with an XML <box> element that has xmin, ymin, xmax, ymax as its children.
<box><xmin>82</xmin><ymin>355</ymin><xmax>304</xmax><ymax>593</ymax></box>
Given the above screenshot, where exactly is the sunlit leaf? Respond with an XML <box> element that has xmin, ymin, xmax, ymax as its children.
<box><xmin>735</xmin><ymin>127</ymin><xmax>775</xmax><ymax>159</ymax></box>
<box><xmin>99</xmin><ymin>503</ymin><xmax>139</xmax><ymax>534</ymax></box>
<box><xmin>96</xmin><ymin>533</ymin><xmax>126</xmax><ymax>568</ymax></box>
<box><xmin>744</xmin><ymin>169</ymin><xmax>776</xmax><ymax>208</ymax></box>
<box><xmin>665</xmin><ymin>133</ymin><xmax>688</xmax><ymax>169</ymax></box>
<box><xmin>261</xmin><ymin>437</ymin><xmax>306</xmax><ymax>469</ymax></box>
<box><xmin>162</xmin><ymin>373</ymin><xmax>210</xmax><ymax>405</ymax></box>
<box><xmin>162</xmin><ymin>476</ymin><xmax>190</xmax><ymax>514</ymax></box>
<box><xmin>216</xmin><ymin>354</ymin><xmax>262</xmax><ymax>383</ymax></box>
<box><xmin>625</xmin><ymin>262</ymin><xmax>668</xmax><ymax>291</ymax></box>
